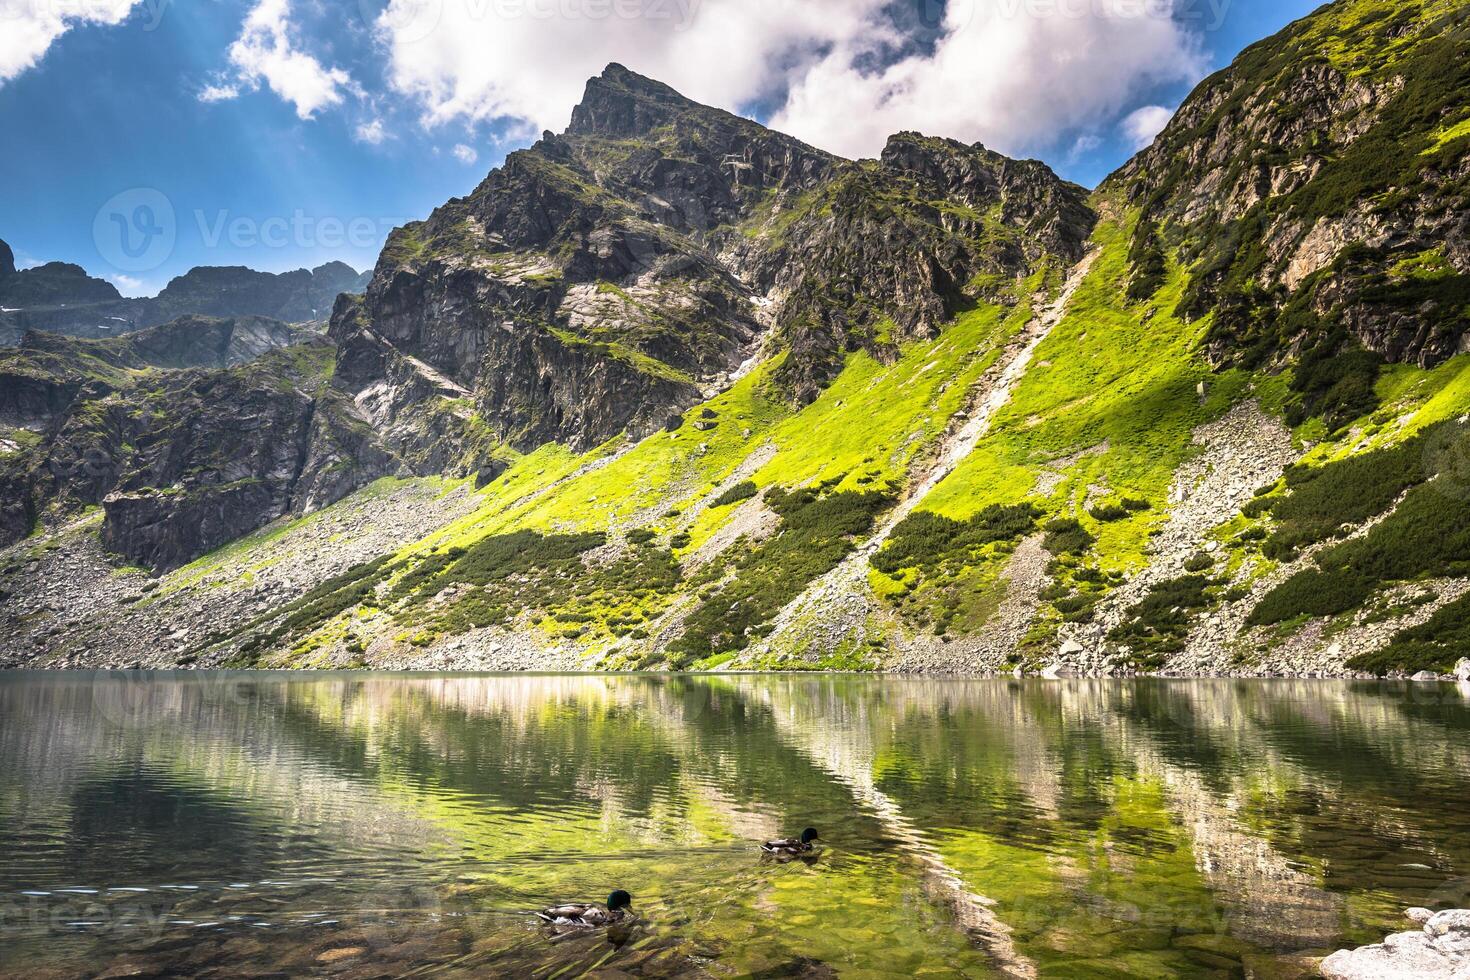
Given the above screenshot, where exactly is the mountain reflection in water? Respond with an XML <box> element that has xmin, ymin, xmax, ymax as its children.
<box><xmin>2</xmin><ymin>673</ymin><xmax>1468</xmax><ymax>978</ymax></box>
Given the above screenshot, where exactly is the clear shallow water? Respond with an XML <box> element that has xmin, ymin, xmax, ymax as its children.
<box><xmin>2</xmin><ymin>674</ymin><xmax>1469</xmax><ymax>978</ymax></box>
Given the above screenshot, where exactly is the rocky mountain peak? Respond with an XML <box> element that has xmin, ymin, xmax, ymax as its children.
<box><xmin>566</xmin><ymin>62</ymin><xmax>702</xmax><ymax>138</ymax></box>
<box><xmin>0</xmin><ymin>238</ymin><xmax>14</xmax><ymax>278</ymax></box>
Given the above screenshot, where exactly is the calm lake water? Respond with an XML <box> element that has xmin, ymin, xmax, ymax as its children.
<box><xmin>2</xmin><ymin>673</ymin><xmax>1469</xmax><ymax>979</ymax></box>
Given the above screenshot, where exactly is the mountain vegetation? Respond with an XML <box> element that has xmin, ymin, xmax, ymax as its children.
<box><xmin>4</xmin><ymin>0</ymin><xmax>1470</xmax><ymax>677</ymax></box>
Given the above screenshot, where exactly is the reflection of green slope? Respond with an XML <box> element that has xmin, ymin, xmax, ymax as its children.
<box><xmin>254</xmin><ymin>676</ymin><xmax>1016</xmax><ymax>975</ymax></box>
<box><xmin>863</xmin><ymin>686</ymin><xmax>1235</xmax><ymax>975</ymax></box>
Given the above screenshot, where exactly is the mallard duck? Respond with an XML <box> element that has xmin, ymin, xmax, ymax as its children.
<box><xmin>536</xmin><ymin>890</ymin><xmax>633</xmax><ymax>928</ymax></box>
<box><xmin>761</xmin><ymin>827</ymin><xmax>820</xmax><ymax>858</ymax></box>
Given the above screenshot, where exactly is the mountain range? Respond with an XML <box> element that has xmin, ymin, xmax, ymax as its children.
<box><xmin>3</xmin><ymin>0</ymin><xmax>1469</xmax><ymax>679</ymax></box>
<box><xmin>0</xmin><ymin>253</ymin><xmax>369</xmax><ymax>344</ymax></box>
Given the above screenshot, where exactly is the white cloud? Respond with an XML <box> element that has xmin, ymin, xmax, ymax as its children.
<box><xmin>378</xmin><ymin>0</ymin><xmax>889</xmax><ymax>133</ymax></box>
<box><xmin>771</xmin><ymin>3</ymin><xmax>1204</xmax><ymax>160</ymax></box>
<box><xmin>356</xmin><ymin>118</ymin><xmax>388</xmax><ymax>143</ymax></box>
<box><xmin>452</xmin><ymin>142</ymin><xmax>477</xmax><ymax>164</ymax></box>
<box><xmin>1120</xmin><ymin>104</ymin><xmax>1175</xmax><ymax>150</ymax></box>
<box><xmin>215</xmin><ymin>0</ymin><xmax>353</xmax><ymax>119</ymax></box>
<box><xmin>0</xmin><ymin>0</ymin><xmax>141</xmax><ymax>85</ymax></box>
<box><xmin>109</xmin><ymin>272</ymin><xmax>147</xmax><ymax>295</ymax></box>
<box><xmin>198</xmin><ymin>81</ymin><xmax>241</xmax><ymax>103</ymax></box>
<box><xmin>374</xmin><ymin>0</ymin><xmax>1205</xmax><ymax>162</ymax></box>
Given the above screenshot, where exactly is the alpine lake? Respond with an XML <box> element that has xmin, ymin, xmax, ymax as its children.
<box><xmin>2</xmin><ymin>672</ymin><xmax>1469</xmax><ymax>979</ymax></box>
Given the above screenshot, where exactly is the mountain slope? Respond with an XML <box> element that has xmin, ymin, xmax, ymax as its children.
<box><xmin>1111</xmin><ymin>0</ymin><xmax>1470</xmax><ymax>426</ymax></box>
<box><xmin>5</xmin><ymin>1</ymin><xmax>1470</xmax><ymax>677</ymax></box>
<box><xmin>0</xmin><ymin>318</ymin><xmax>398</xmax><ymax>568</ymax></box>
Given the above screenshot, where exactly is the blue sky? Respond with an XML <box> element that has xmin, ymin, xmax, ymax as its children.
<box><xmin>1</xmin><ymin>0</ymin><xmax>1320</xmax><ymax>296</ymax></box>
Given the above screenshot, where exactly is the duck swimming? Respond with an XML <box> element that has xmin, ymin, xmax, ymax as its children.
<box><xmin>536</xmin><ymin>890</ymin><xmax>633</xmax><ymax>928</ymax></box>
<box><xmin>761</xmin><ymin>827</ymin><xmax>820</xmax><ymax>858</ymax></box>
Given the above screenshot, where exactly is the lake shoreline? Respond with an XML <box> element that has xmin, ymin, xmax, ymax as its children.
<box><xmin>3</xmin><ymin>664</ymin><xmax>1470</xmax><ymax>685</ymax></box>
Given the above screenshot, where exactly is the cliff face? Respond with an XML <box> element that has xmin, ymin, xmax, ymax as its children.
<box><xmin>332</xmin><ymin>64</ymin><xmax>1090</xmax><ymax>453</ymax></box>
<box><xmin>1109</xmin><ymin>0</ymin><xmax>1470</xmax><ymax>423</ymax></box>
<box><xmin>0</xmin><ymin>320</ymin><xmax>396</xmax><ymax>570</ymax></box>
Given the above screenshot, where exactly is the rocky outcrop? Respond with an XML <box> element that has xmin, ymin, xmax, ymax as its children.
<box><xmin>0</xmin><ymin>238</ymin><xmax>15</xmax><ymax>278</ymax></box>
<box><xmin>332</xmin><ymin>66</ymin><xmax>815</xmax><ymax>454</ymax></box>
<box><xmin>0</xmin><ymin>260</ymin><xmax>122</xmax><ymax>307</ymax></box>
<box><xmin>1</xmin><ymin>334</ymin><xmax>399</xmax><ymax>570</ymax></box>
<box><xmin>1109</xmin><ymin>4</ymin><xmax>1470</xmax><ymax>376</ymax></box>
<box><xmin>0</xmin><ymin>316</ymin><xmax>311</xmax><ymax>432</ymax></box>
<box><xmin>1321</xmin><ymin>908</ymin><xmax>1470</xmax><ymax>979</ymax></box>
<box><xmin>124</xmin><ymin>314</ymin><xmax>313</xmax><ymax>368</ymax></box>
<box><xmin>92</xmin><ymin>364</ymin><xmax>398</xmax><ymax>571</ymax></box>
<box><xmin>758</xmin><ymin>133</ymin><xmax>1094</xmax><ymax>400</ymax></box>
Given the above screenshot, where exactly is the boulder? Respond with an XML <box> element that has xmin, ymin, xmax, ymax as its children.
<box><xmin>1411</xmin><ymin>670</ymin><xmax>1443</xmax><ymax>682</ymax></box>
<box><xmin>1320</xmin><ymin>908</ymin><xmax>1470</xmax><ymax>979</ymax></box>
<box><xmin>1041</xmin><ymin>662</ymin><xmax>1080</xmax><ymax>680</ymax></box>
<box><xmin>1454</xmin><ymin>659</ymin><xmax>1470</xmax><ymax>682</ymax></box>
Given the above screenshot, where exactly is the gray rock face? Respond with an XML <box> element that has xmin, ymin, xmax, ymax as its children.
<box><xmin>143</xmin><ymin>262</ymin><xmax>369</xmax><ymax>327</ymax></box>
<box><xmin>1109</xmin><ymin>12</ymin><xmax>1470</xmax><ymax>374</ymax></box>
<box><xmin>336</xmin><ymin>64</ymin><xmax>1092</xmax><ymax>455</ymax></box>
<box><xmin>0</xmin><ymin>261</ymin><xmax>122</xmax><ymax>308</ymax></box>
<box><xmin>758</xmin><ymin>131</ymin><xmax>1095</xmax><ymax>400</ymax></box>
<box><xmin>1320</xmin><ymin>908</ymin><xmax>1470</xmax><ymax>979</ymax></box>
<box><xmin>92</xmin><ymin>371</ymin><xmax>396</xmax><ymax>571</ymax></box>
<box><xmin>0</xmin><ymin>238</ymin><xmax>15</xmax><ymax>278</ymax></box>
<box><xmin>1</xmin><ymin>324</ymin><xmax>397</xmax><ymax>570</ymax></box>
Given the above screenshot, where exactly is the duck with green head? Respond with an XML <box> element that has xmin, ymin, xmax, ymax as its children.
<box><xmin>760</xmin><ymin>827</ymin><xmax>820</xmax><ymax>858</ymax></box>
<box><xmin>536</xmin><ymin>890</ymin><xmax>633</xmax><ymax>928</ymax></box>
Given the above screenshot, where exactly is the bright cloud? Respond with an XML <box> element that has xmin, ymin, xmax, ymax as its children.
<box><xmin>374</xmin><ymin>0</ymin><xmax>1206</xmax><ymax>160</ymax></box>
<box><xmin>198</xmin><ymin>81</ymin><xmax>240</xmax><ymax>103</ymax></box>
<box><xmin>0</xmin><ymin>0</ymin><xmax>141</xmax><ymax>85</ymax></box>
<box><xmin>377</xmin><ymin>0</ymin><xmax>889</xmax><ymax>133</ymax></box>
<box><xmin>356</xmin><ymin>118</ymin><xmax>388</xmax><ymax>143</ymax></box>
<box><xmin>452</xmin><ymin>142</ymin><xmax>478</xmax><ymax>164</ymax></box>
<box><xmin>1120</xmin><ymin>104</ymin><xmax>1175</xmax><ymax>149</ymax></box>
<box><xmin>771</xmin><ymin>3</ymin><xmax>1203</xmax><ymax>160</ymax></box>
<box><xmin>109</xmin><ymin>272</ymin><xmax>147</xmax><ymax>294</ymax></box>
<box><xmin>214</xmin><ymin>0</ymin><xmax>353</xmax><ymax>119</ymax></box>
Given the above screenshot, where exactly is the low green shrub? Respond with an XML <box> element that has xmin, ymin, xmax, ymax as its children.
<box><xmin>1247</xmin><ymin>567</ymin><xmax>1373</xmax><ymax>626</ymax></box>
<box><xmin>1043</xmin><ymin>518</ymin><xmax>1095</xmax><ymax>556</ymax></box>
<box><xmin>672</xmin><ymin>486</ymin><xmax>894</xmax><ymax>665</ymax></box>
<box><xmin>872</xmin><ymin>503</ymin><xmax>1042</xmax><ymax>575</ymax></box>
<box><xmin>711</xmin><ymin>481</ymin><xmax>758</xmax><ymax>508</ymax></box>
<box><xmin>1350</xmin><ymin>593</ymin><xmax>1470</xmax><ymax>675</ymax></box>
<box><xmin>1183</xmin><ymin>553</ymin><xmax>1214</xmax><ymax>573</ymax></box>
<box><xmin>1261</xmin><ymin>424</ymin><xmax>1446</xmax><ymax>558</ymax></box>
<box><xmin>1108</xmin><ymin>574</ymin><xmax>1218</xmax><ymax>663</ymax></box>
